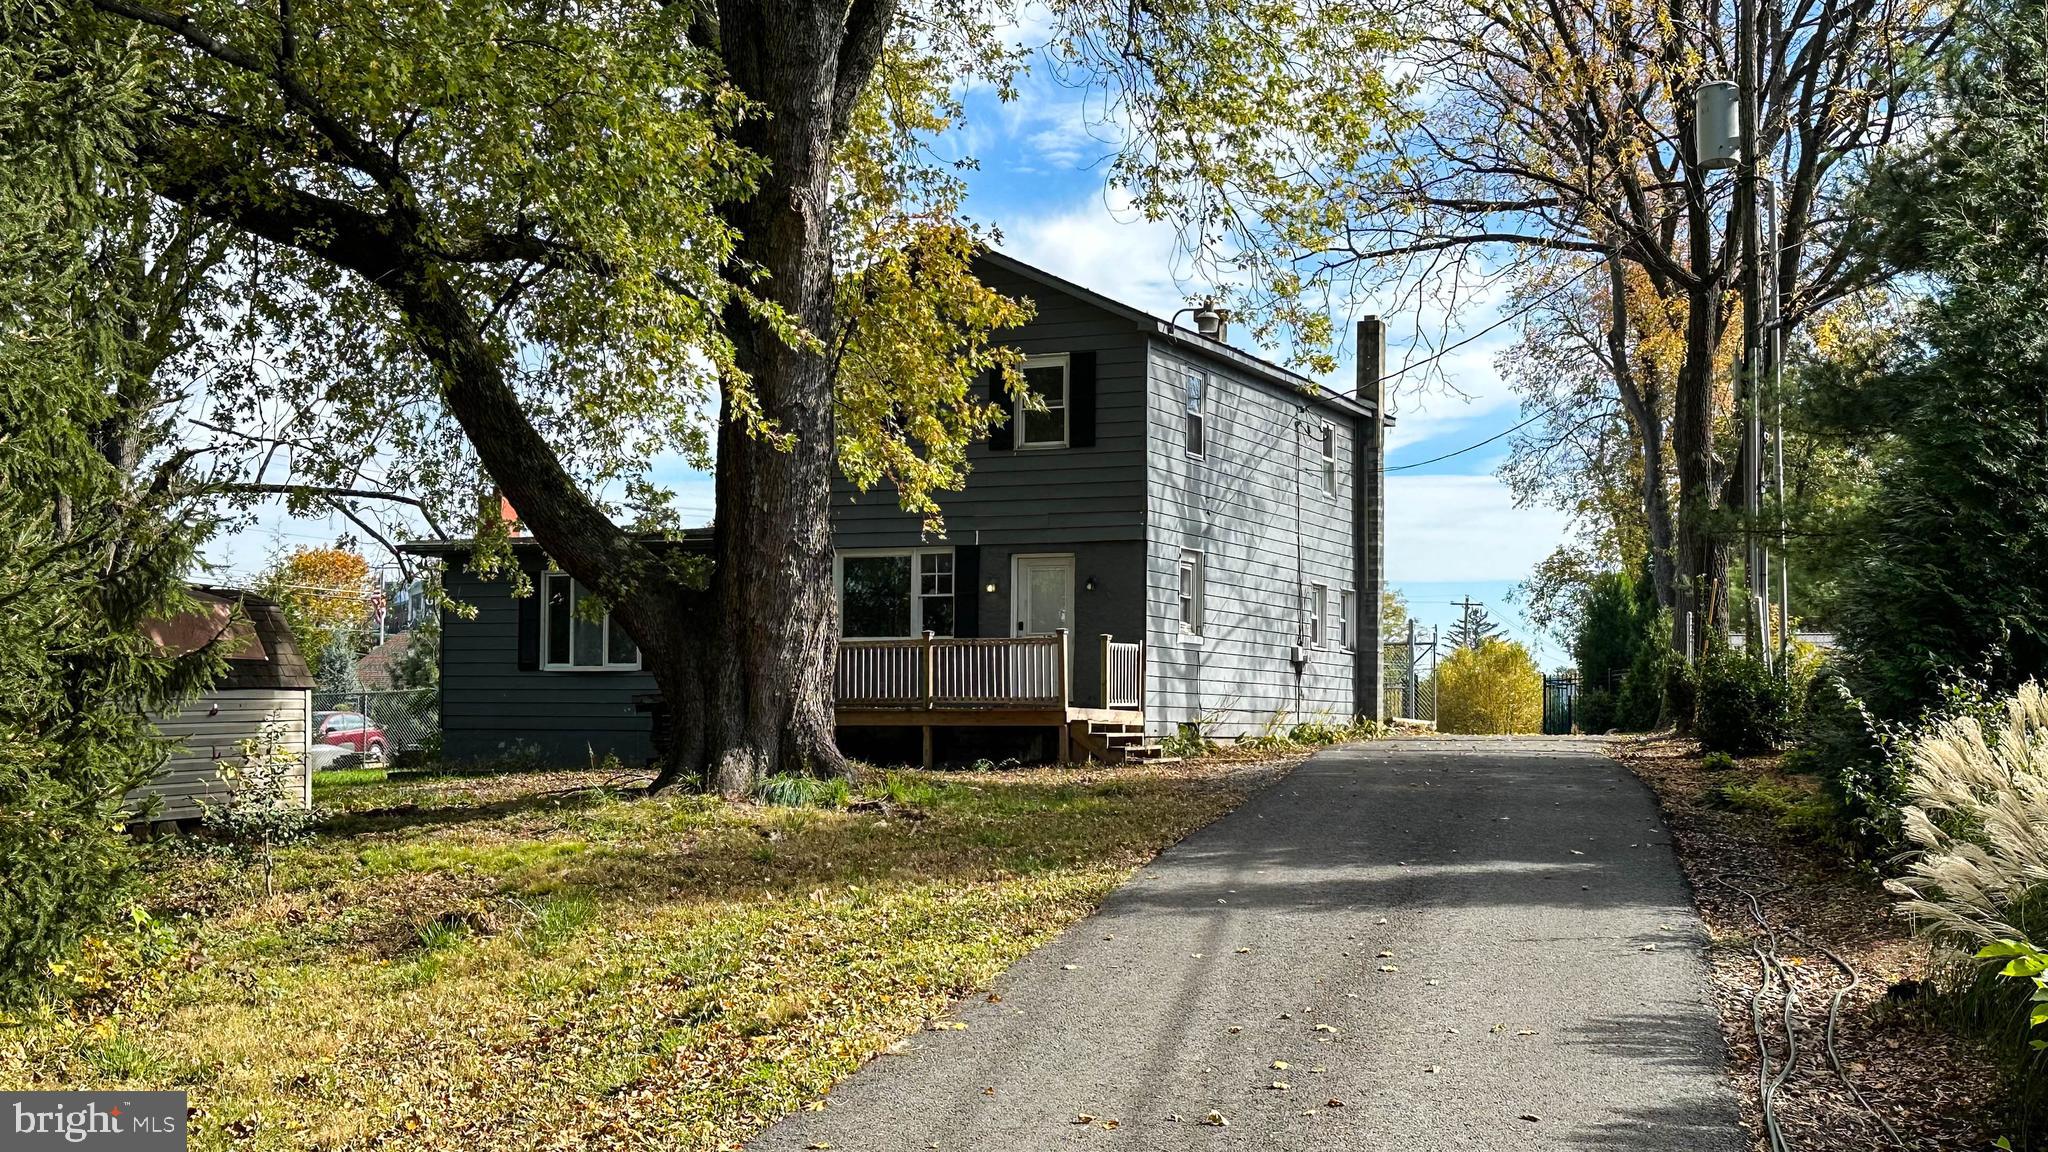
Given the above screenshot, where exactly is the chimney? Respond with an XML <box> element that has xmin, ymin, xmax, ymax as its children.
<box><xmin>485</xmin><ymin>491</ymin><xmax>528</xmax><ymax>536</ymax></box>
<box><xmin>1354</xmin><ymin>315</ymin><xmax>1387</xmax><ymax>723</ymax></box>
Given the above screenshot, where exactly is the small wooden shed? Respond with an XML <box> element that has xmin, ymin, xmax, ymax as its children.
<box><xmin>137</xmin><ymin>588</ymin><xmax>315</xmax><ymax>823</ymax></box>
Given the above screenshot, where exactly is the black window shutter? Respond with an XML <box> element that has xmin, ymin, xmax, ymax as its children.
<box><xmin>986</xmin><ymin>369</ymin><xmax>1013</xmax><ymax>451</ymax></box>
<box><xmin>1069</xmin><ymin>350</ymin><xmax>1097</xmax><ymax>447</ymax></box>
<box><xmin>515</xmin><ymin>555</ymin><xmax>543</xmax><ymax>671</ymax></box>
<box><xmin>954</xmin><ymin>546</ymin><xmax>980</xmax><ymax>638</ymax></box>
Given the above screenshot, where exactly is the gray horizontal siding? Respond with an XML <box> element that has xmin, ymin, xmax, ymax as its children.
<box><xmin>439</xmin><ymin>566</ymin><xmax>656</xmax><ymax>767</ymax></box>
<box><xmin>1145</xmin><ymin>341</ymin><xmax>1364</xmax><ymax>737</ymax></box>
<box><xmin>831</xmin><ymin>259</ymin><xmax>1148</xmax><ymax>551</ymax></box>
<box><xmin>139</xmin><ymin>687</ymin><xmax>310</xmax><ymax>821</ymax></box>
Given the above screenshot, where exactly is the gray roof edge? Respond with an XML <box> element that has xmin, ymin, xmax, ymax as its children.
<box><xmin>975</xmin><ymin>249</ymin><xmax>1380</xmax><ymax>422</ymax></box>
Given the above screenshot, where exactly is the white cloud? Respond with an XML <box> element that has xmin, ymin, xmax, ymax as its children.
<box><xmin>1381</xmin><ymin>340</ymin><xmax>1523</xmax><ymax>455</ymax></box>
<box><xmin>996</xmin><ymin>192</ymin><xmax>1192</xmax><ymax>317</ymax></box>
<box><xmin>1386</xmin><ymin>473</ymin><xmax>1568</xmax><ymax>584</ymax></box>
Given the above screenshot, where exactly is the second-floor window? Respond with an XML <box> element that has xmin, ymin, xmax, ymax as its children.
<box><xmin>1184</xmin><ymin>369</ymin><xmax>1206</xmax><ymax>457</ymax></box>
<box><xmin>1318</xmin><ymin>424</ymin><xmax>1336</xmax><ymax>494</ymax></box>
<box><xmin>1016</xmin><ymin>354</ymin><xmax>1070</xmax><ymax>448</ymax></box>
<box><xmin>543</xmin><ymin>573</ymin><xmax>641</xmax><ymax>671</ymax></box>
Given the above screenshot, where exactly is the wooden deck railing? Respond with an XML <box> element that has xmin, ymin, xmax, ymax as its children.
<box><xmin>836</xmin><ymin>631</ymin><xmax>1069</xmax><ymax>710</ymax></box>
<box><xmin>1102</xmin><ymin>635</ymin><xmax>1143</xmax><ymax>709</ymax></box>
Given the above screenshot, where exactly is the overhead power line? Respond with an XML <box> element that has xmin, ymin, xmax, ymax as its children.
<box><xmin>1380</xmin><ymin>262</ymin><xmax>1603</xmax><ymax>384</ymax></box>
<box><xmin>1385</xmin><ymin>410</ymin><xmax>1547</xmax><ymax>472</ymax></box>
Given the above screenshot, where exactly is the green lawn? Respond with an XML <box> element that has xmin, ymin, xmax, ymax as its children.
<box><xmin>1</xmin><ymin>759</ymin><xmax>1289</xmax><ymax>1150</ymax></box>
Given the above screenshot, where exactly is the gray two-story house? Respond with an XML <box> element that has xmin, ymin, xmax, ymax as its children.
<box><xmin>415</xmin><ymin>251</ymin><xmax>1388</xmax><ymax>768</ymax></box>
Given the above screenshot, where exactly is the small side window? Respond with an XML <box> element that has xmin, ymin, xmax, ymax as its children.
<box><xmin>1319</xmin><ymin>425</ymin><xmax>1336</xmax><ymax>494</ymax></box>
<box><xmin>1309</xmin><ymin>583</ymin><xmax>1329</xmax><ymax>648</ymax></box>
<box><xmin>1177</xmin><ymin>550</ymin><xmax>1205</xmax><ymax>637</ymax></box>
<box><xmin>1184</xmin><ymin>370</ymin><xmax>1206</xmax><ymax>458</ymax></box>
<box><xmin>1339</xmin><ymin>589</ymin><xmax>1355</xmax><ymax>651</ymax></box>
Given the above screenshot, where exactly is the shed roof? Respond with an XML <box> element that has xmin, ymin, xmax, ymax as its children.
<box><xmin>147</xmin><ymin>587</ymin><xmax>315</xmax><ymax>691</ymax></box>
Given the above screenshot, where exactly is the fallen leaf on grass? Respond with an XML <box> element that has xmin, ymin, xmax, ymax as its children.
<box><xmin>1203</xmin><ymin>1111</ymin><xmax>1229</xmax><ymax>1127</ymax></box>
<box><xmin>1269</xmin><ymin>1081</ymin><xmax>1290</xmax><ymax>1091</ymax></box>
<box><xmin>1073</xmin><ymin>1113</ymin><xmax>1096</xmax><ymax>1125</ymax></box>
<box><xmin>1326</xmin><ymin>1098</ymin><xmax>1345</xmax><ymax>1108</ymax></box>
<box><xmin>1519</xmin><ymin>1114</ymin><xmax>1541</xmax><ymax>1122</ymax></box>
<box><xmin>1272</xmin><ymin>1060</ymin><xmax>1290</xmax><ymax>1070</ymax></box>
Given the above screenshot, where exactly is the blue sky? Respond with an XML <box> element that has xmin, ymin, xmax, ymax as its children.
<box><xmin>202</xmin><ymin>59</ymin><xmax>1574</xmax><ymax>665</ymax></box>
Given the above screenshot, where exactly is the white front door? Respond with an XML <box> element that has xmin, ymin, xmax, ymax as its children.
<box><xmin>1012</xmin><ymin>554</ymin><xmax>1075</xmax><ymax>636</ymax></box>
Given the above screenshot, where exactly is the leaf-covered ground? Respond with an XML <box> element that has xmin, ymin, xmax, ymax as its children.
<box><xmin>1611</xmin><ymin>736</ymin><xmax>2001</xmax><ymax>1151</ymax></box>
<box><xmin>1</xmin><ymin>758</ymin><xmax>1295</xmax><ymax>1150</ymax></box>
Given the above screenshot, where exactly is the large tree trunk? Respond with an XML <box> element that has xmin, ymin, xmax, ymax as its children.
<box><xmin>1604</xmin><ymin>257</ymin><xmax>1679</xmax><ymax>612</ymax></box>
<box><xmin>1671</xmin><ymin>272</ymin><xmax>1728</xmax><ymax>656</ymax></box>
<box><xmin>675</xmin><ymin>0</ymin><xmax>895</xmax><ymax>796</ymax></box>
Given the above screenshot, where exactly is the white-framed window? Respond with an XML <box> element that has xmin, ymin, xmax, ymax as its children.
<box><xmin>1308</xmin><ymin>582</ymin><xmax>1329</xmax><ymax>648</ymax></box>
<box><xmin>542</xmin><ymin>573</ymin><xmax>641</xmax><ymax>670</ymax></box>
<box><xmin>837</xmin><ymin>548</ymin><xmax>956</xmax><ymax>639</ymax></box>
<box><xmin>1177</xmin><ymin>549</ymin><xmax>1205</xmax><ymax>637</ymax></box>
<box><xmin>1339</xmin><ymin>589</ymin><xmax>1356</xmax><ymax>651</ymax></box>
<box><xmin>1318</xmin><ymin>424</ymin><xmax>1337</xmax><ymax>494</ymax></box>
<box><xmin>1015</xmin><ymin>353</ymin><xmax>1070</xmax><ymax>449</ymax></box>
<box><xmin>1184</xmin><ymin>368</ymin><xmax>1206</xmax><ymax>458</ymax></box>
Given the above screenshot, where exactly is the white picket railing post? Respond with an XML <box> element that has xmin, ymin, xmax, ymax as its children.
<box><xmin>920</xmin><ymin>630</ymin><xmax>936</xmax><ymax>710</ymax></box>
<box><xmin>1100</xmin><ymin>633</ymin><xmax>1113</xmax><ymax>710</ymax></box>
<box><xmin>1056</xmin><ymin>628</ymin><xmax>1070</xmax><ymax>711</ymax></box>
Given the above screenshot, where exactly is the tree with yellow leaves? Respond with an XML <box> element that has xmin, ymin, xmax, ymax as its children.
<box><xmin>1435</xmin><ymin>639</ymin><xmax>1544</xmax><ymax>736</ymax></box>
<box><xmin>256</xmin><ymin>547</ymin><xmax>379</xmax><ymax>659</ymax></box>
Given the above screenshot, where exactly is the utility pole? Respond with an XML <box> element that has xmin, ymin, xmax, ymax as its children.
<box><xmin>1455</xmin><ymin>596</ymin><xmax>1478</xmax><ymax>649</ymax></box>
<box><xmin>1736</xmin><ymin>0</ymin><xmax>1767</xmax><ymax>659</ymax></box>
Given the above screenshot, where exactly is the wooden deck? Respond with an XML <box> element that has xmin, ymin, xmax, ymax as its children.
<box><xmin>833</xmin><ymin>630</ymin><xmax>1145</xmax><ymax>765</ymax></box>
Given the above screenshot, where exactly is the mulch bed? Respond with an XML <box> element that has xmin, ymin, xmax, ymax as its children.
<box><xmin>1611</xmin><ymin>735</ymin><xmax>2002</xmax><ymax>1152</ymax></box>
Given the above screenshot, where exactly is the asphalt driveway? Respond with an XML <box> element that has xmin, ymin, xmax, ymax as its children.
<box><xmin>748</xmin><ymin>736</ymin><xmax>1744</xmax><ymax>1151</ymax></box>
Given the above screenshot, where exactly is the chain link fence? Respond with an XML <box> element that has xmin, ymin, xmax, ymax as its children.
<box><xmin>311</xmin><ymin>688</ymin><xmax>439</xmax><ymax>769</ymax></box>
<box><xmin>1384</xmin><ymin>638</ymin><xmax>1439</xmax><ymax>725</ymax></box>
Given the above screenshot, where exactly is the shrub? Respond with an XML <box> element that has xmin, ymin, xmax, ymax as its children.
<box><xmin>1888</xmin><ymin>681</ymin><xmax>2048</xmax><ymax>1126</ymax></box>
<box><xmin>1617</xmin><ymin>615</ymin><xmax>1675</xmax><ymax>729</ymax></box>
<box><xmin>1162</xmin><ymin>722</ymin><xmax>1218</xmax><ymax>758</ymax></box>
<box><xmin>1435</xmin><ymin>638</ymin><xmax>1543</xmax><ymax>734</ymax></box>
<box><xmin>1576</xmin><ymin>689</ymin><xmax>1617</xmax><ymax>734</ymax></box>
<box><xmin>1796</xmin><ymin>667</ymin><xmax>2004</xmax><ymax>854</ymax></box>
<box><xmin>1664</xmin><ymin>657</ymin><xmax>1698</xmax><ymax>733</ymax></box>
<box><xmin>1288</xmin><ymin>721</ymin><xmax>1341</xmax><ymax>745</ymax></box>
<box><xmin>200</xmin><ymin>718</ymin><xmax>321</xmax><ymax>897</ymax></box>
<box><xmin>1694</xmin><ymin>648</ymin><xmax>1795</xmax><ymax>754</ymax></box>
<box><xmin>1700</xmin><ymin>751</ymin><xmax>1736</xmax><ymax>772</ymax></box>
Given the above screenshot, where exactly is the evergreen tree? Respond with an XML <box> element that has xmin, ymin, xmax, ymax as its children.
<box><xmin>0</xmin><ymin>9</ymin><xmax>223</xmax><ymax>1006</ymax></box>
<box><xmin>1835</xmin><ymin>0</ymin><xmax>2048</xmax><ymax>719</ymax></box>
<box><xmin>314</xmin><ymin>638</ymin><xmax>362</xmax><ymax>695</ymax></box>
<box><xmin>1447</xmin><ymin>604</ymin><xmax>1504</xmax><ymax>650</ymax></box>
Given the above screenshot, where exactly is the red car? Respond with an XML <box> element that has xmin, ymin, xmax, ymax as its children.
<box><xmin>314</xmin><ymin>711</ymin><xmax>389</xmax><ymax>764</ymax></box>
